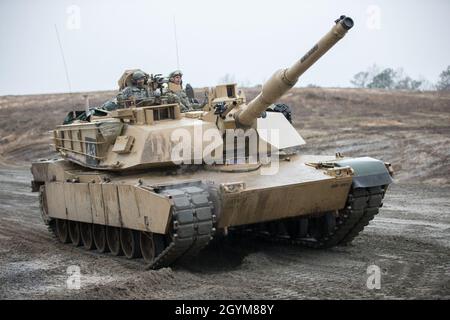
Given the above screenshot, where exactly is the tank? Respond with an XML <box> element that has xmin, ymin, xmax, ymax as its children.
<box><xmin>31</xmin><ymin>16</ymin><xmax>393</xmax><ymax>269</ymax></box>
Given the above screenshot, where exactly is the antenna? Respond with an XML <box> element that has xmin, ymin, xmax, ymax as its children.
<box><xmin>173</xmin><ymin>16</ymin><xmax>180</xmax><ymax>70</ymax></box>
<box><xmin>54</xmin><ymin>24</ymin><xmax>75</xmax><ymax>107</ymax></box>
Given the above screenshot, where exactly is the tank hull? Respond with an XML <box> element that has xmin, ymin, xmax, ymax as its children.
<box><xmin>32</xmin><ymin>154</ymin><xmax>392</xmax><ymax>269</ymax></box>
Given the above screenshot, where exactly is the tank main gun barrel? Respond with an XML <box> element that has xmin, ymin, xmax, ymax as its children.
<box><xmin>236</xmin><ymin>16</ymin><xmax>354</xmax><ymax>127</ymax></box>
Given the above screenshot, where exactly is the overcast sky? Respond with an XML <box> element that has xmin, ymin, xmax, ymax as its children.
<box><xmin>0</xmin><ymin>0</ymin><xmax>449</xmax><ymax>95</ymax></box>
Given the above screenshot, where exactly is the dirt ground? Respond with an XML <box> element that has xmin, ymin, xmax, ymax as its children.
<box><xmin>0</xmin><ymin>88</ymin><xmax>449</xmax><ymax>299</ymax></box>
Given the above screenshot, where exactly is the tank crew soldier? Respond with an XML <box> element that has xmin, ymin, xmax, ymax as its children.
<box><xmin>167</xmin><ymin>70</ymin><xmax>202</xmax><ymax>112</ymax></box>
<box><xmin>117</xmin><ymin>71</ymin><xmax>155</xmax><ymax>108</ymax></box>
<box><xmin>169</xmin><ymin>70</ymin><xmax>183</xmax><ymax>87</ymax></box>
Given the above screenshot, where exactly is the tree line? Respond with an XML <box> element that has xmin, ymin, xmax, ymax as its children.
<box><xmin>351</xmin><ymin>65</ymin><xmax>450</xmax><ymax>91</ymax></box>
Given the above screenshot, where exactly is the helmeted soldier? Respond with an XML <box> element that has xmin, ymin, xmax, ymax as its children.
<box><xmin>167</xmin><ymin>70</ymin><xmax>201</xmax><ymax>112</ymax></box>
<box><xmin>169</xmin><ymin>70</ymin><xmax>183</xmax><ymax>87</ymax></box>
<box><xmin>117</xmin><ymin>70</ymin><xmax>154</xmax><ymax>107</ymax></box>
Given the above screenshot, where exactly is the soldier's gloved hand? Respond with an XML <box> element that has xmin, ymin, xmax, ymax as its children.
<box><xmin>153</xmin><ymin>90</ymin><xmax>161</xmax><ymax>98</ymax></box>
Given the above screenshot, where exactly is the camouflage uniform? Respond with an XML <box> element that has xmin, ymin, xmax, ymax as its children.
<box><xmin>117</xmin><ymin>86</ymin><xmax>153</xmax><ymax>104</ymax></box>
<box><xmin>167</xmin><ymin>70</ymin><xmax>202</xmax><ymax>112</ymax></box>
<box><xmin>173</xmin><ymin>90</ymin><xmax>192</xmax><ymax>112</ymax></box>
<box><xmin>117</xmin><ymin>71</ymin><xmax>154</xmax><ymax>107</ymax></box>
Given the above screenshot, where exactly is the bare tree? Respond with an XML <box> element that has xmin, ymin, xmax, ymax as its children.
<box><xmin>218</xmin><ymin>74</ymin><xmax>236</xmax><ymax>85</ymax></box>
<box><xmin>351</xmin><ymin>71</ymin><xmax>370</xmax><ymax>88</ymax></box>
<box><xmin>351</xmin><ymin>65</ymin><xmax>426</xmax><ymax>91</ymax></box>
<box><xmin>367</xmin><ymin>68</ymin><xmax>396</xmax><ymax>89</ymax></box>
<box><xmin>436</xmin><ymin>66</ymin><xmax>450</xmax><ymax>91</ymax></box>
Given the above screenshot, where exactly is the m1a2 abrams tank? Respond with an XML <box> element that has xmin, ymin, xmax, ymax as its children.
<box><xmin>31</xmin><ymin>16</ymin><xmax>393</xmax><ymax>269</ymax></box>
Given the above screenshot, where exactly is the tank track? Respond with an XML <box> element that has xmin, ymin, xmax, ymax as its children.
<box><xmin>40</xmin><ymin>183</ymin><xmax>215</xmax><ymax>269</ymax></box>
<box><xmin>148</xmin><ymin>185</ymin><xmax>215</xmax><ymax>269</ymax></box>
<box><xmin>234</xmin><ymin>186</ymin><xmax>386</xmax><ymax>249</ymax></box>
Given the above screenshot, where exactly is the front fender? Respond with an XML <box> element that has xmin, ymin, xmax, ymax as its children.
<box><xmin>336</xmin><ymin>157</ymin><xmax>393</xmax><ymax>188</ymax></box>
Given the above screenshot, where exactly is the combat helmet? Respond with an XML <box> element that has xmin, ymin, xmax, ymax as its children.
<box><xmin>169</xmin><ymin>70</ymin><xmax>183</xmax><ymax>79</ymax></box>
<box><xmin>132</xmin><ymin>70</ymin><xmax>147</xmax><ymax>81</ymax></box>
<box><xmin>118</xmin><ymin>69</ymin><xmax>149</xmax><ymax>90</ymax></box>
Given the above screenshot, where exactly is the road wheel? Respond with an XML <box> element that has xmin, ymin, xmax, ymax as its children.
<box><xmin>120</xmin><ymin>228</ymin><xmax>142</xmax><ymax>259</ymax></box>
<box><xmin>55</xmin><ymin>219</ymin><xmax>70</xmax><ymax>243</ymax></box>
<box><xmin>322</xmin><ymin>212</ymin><xmax>337</xmax><ymax>237</ymax></box>
<box><xmin>106</xmin><ymin>226</ymin><xmax>123</xmax><ymax>256</ymax></box>
<box><xmin>308</xmin><ymin>212</ymin><xmax>336</xmax><ymax>240</ymax></box>
<box><xmin>140</xmin><ymin>232</ymin><xmax>156</xmax><ymax>264</ymax></box>
<box><xmin>298</xmin><ymin>218</ymin><xmax>309</xmax><ymax>238</ymax></box>
<box><xmin>68</xmin><ymin>221</ymin><xmax>82</xmax><ymax>246</ymax></box>
<box><xmin>284</xmin><ymin>218</ymin><xmax>308</xmax><ymax>239</ymax></box>
<box><xmin>93</xmin><ymin>224</ymin><xmax>109</xmax><ymax>253</ymax></box>
<box><xmin>266</xmin><ymin>221</ymin><xmax>280</xmax><ymax>236</ymax></box>
<box><xmin>80</xmin><ymin>223</ymin><xmax>95</xmax><ymax>250</ymax></box>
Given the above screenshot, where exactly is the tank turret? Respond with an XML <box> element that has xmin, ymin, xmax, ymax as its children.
<box><xmin>48</xmin><ymin>16</ymin><xmax>355</xmax><ymax>171</ymax></box>
<box><xmin>236</xmin><ymin>16</ymin><xmax>354</xmax><ymax>126</ymax></box>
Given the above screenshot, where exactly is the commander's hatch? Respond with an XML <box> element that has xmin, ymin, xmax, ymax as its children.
<box><xmin>256</xmin><ymin>112</ymin><xmax>305</xmax><ymax>150</ymax></box>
